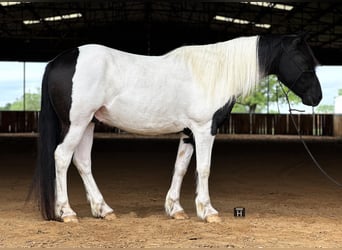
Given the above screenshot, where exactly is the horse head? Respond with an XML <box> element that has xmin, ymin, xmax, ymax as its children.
<box><xmin>276</xmin><ymin>34</ymin><xmax>322</xmax><ymax>106</ymax></box>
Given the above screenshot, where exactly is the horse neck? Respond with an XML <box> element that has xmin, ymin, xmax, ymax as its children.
<box><xmin>258</xmin><ymin>35</ymin><xmax>283</xmax><ymax>77</ymax></box>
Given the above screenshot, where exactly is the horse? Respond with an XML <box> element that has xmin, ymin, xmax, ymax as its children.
<box><xmin>31</xmin><ymin>34</ymin><xmax>322</xmax><ymax>223</ymax></box>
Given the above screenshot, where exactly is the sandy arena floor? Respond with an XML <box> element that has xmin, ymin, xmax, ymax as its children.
<box><xmin>0</xmin><ymin>134</ymin><xmax>341</xmax><ymax>248</ymax></box>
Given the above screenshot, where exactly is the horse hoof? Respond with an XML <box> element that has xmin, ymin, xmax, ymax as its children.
<box><xmin>62</xmin><ymin>215</ymin><xmax>79</xmax><ymax>223</ymax></box>
<box><xmin>205</xmin><ymin>214</ymin><xmax>222</xmax><ymax>223</ymax></box>
<box><xmin>104</xmin><ymin>213</ymin><xmax>117</xmax><ymax>220</ymax></box>
<box><xmin>172</xmin><ymin>211</ymin><xmax>189</xmax><ymax>220</ymax></box>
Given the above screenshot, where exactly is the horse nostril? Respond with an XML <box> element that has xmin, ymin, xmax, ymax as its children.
<box><xmin>302</xmin><ymin>95</ymin><xmax>321</xmax><ymax>107</ymax></box>
<box><xmin>312</xmin><ymin>96</ymin><xmax>322</xmax><ymax>107</ymax></box>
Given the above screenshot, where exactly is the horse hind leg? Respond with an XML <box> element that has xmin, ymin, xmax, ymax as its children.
<box><xmin>54</xmin><ymin>121</ymin><xmax>94</xmax><ymax>222</ymax></box>
<box><xmin>165</xmin><ymin>133</ymin><xmax>194</xmax><ymax>220</ymax></box>
<box><xmin>72</xmin><ymin>122</ymin><xmax>115</xmax><ymax>220</ymax></box>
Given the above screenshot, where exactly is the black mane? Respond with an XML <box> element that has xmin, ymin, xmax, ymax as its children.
<box><xmin>258</xmin><ymin>35</ymin><xmax>283</xmax><ymax>76</ymax></box>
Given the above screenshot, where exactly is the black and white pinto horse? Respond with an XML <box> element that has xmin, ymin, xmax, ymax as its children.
<box><xmin>32</xmin><ymin>34</ymin><xmax>322</xmax><ymax>223</ymax></box>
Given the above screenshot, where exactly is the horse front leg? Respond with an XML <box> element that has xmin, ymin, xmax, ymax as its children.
<box><xmin>165</xmin><ymin>133</ymin><xmax>194</xmax><ymax>219</ymax></box>
<box><xmin>193</xmin><ymin>129</ymin><xmax>222</xmax><ymax>223</ymax></box>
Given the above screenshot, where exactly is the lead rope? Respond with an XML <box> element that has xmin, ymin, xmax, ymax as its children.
<box><xmin>278</xmin><ymin>83</ymin><xmax>342</xmax><ymax>187</ymax></box>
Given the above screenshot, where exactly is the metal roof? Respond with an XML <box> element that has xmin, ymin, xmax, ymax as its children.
<box><xmin>0</xmin><ymin>1</ymin><xmax>341</xmax><ymax>64</ymax></box>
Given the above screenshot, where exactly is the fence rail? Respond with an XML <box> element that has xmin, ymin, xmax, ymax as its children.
<box><xmin>0</xmin><ymin>111</ymin><xmax>334</xmax><ymax>136</ymax></box>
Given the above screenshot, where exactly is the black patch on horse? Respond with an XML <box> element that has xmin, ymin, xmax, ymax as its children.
<box><xmin>91</xmin><ymin>116</ymin><xmax>100</xmax><ymax>124</ymax></box>
<box><xmin>183</xmin><ymin>127</ymin><xmax>195</xmax><ymax>147</ymax></box>
<box><xmin>47</xmin><ymin>48</ymin><xmax>79</xmax><ymax>139</ymax></box>
<box><xmin>211</xmin><ymin>98</ymin><xmax>235</xmax><ymax>135</ymax></box>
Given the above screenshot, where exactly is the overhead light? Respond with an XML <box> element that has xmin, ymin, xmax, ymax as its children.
<box><xmin>23</xmin><ymin>20</ymin><xmax>40</xmax><ymax>25</ymax></box>
<box><xmin>273</xmin><ymin>3</ymin><xmax>294</xmax><ymax>11</ymax></box>
<box><xmin>255</xmin><ymin>23</ymin><xmax>271</xmax><ymax>29</ymax></box>
<box><xmin>44</xmin><ymin>13</ymin><xmax>82</xmax><ymax>22</ymax></box>
<box><xmin>214</xmin><ymin>15</ymin><xmax>271</xmax><ymax>29</ymax></box>
<box><xmin>0</xmin><ymin>2</ymin><xmax>22</xmax><ymax>6</ymax></box>
<box><xmin>214</xmin><ymin>15</ymin><xmax>249</xmax><ymax>25</ymax></box>
<box><xmin>23</xmin><ymin>12</ymin><xmax>82</xmax><ymax>25</ymax></box>
<box><xmin>242</xmin><ymin>2</ymin><xmax>294</xmax><ymax>11</ymax></box>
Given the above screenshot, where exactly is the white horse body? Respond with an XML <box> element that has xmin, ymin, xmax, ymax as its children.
<box><xmin>72</xmin><ymin>36</ymin><xmax>259</xmax><ymax>135</ymax></box>
<box><xmin>32</xmin><ymin>34</ymin><xmax>322</xmax><ymax>222</ymax></box>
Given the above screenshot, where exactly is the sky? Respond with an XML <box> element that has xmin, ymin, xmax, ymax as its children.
<box><xmin>0</xmin><ymin>62</ymin><xmax>341</xmax><ymax>113</ymax></box>
<box><xmin>274</xmin><ymin>65</ymin><xmax>342</xmax><ymax>113</ymax></box>
<box><xmin>316</xmin><ymin>66</ymin><xmax>342</xmax><ymax>105</ymax></box>
<box><xmin>0</xmin><ymin>62</ymin><xmax>46</xmax><ymax>107</ymax></box>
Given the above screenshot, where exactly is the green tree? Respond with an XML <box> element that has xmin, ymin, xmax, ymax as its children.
<box><xmin>8</xmin><ymin>97</ymin><xmax>24</xmax><ymax>110</ymax></box>
<box><xmin>24</xmin><ymin>91</ymin><xmax>41</xmax><ymax>110</ymax></box>
<box><xmin>232</xmin><ymin>75</ymin><xmax>301</xmax><ymax>113</ymax></box>
<box><xmin>2</xmin><ymin>89</ymin><xmax>41</xmax><ymax>111</ymax></box>
<box><xmin>0</xmin><ymin>103</ymin><xmax>11</xmax><ymax>111</ymax></box>
<box><xmin>316</xmin><ymin>104</ymin><xmax>334</xmax><ymax>114</ymax></box>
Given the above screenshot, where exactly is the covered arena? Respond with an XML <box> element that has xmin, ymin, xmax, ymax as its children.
<box><xmin>0</xmin><ymin>1</ymin><xmax>342</xmax><ymax>248</ymax></box>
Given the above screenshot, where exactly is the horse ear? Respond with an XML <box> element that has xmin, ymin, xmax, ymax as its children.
<box><xmin>292</xmin><ymin>32</ymin><xmax>307</xmax><ymax>47</ymax></box>
<box><xmin>298</xmin><ymin>31</ymin><xmax>310</xmax><ymax>40</ymax></box>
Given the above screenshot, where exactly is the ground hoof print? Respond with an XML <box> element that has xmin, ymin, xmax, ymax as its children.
<box><xmin>62</xmin><ymin>215</ymin><xmax>79</xmax><ymax>223</ymax></box>
<box><xmin>172</xmin><ymin>211</ymin><xmax>189</xmax><ymax>220</ymax></box>
<box><xmin>205</xmin><ymin>214</ymin><xmax>222</xmax><ymax>223</ymax></box>
<box><xmin>103</xmin><ymin>213</ymin><xmax>117</xmax><ymax>220</ymax></box>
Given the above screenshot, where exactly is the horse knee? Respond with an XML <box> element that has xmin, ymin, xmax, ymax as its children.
<box><xmin>174</xmin><ymin>164</ymin><xmax>187</xmax><ymax>177</ymax></box>
<box><xmin>55</xmin><ymin>145</ymin><xmax>73</xmax><ymax>172</ymax></box>
<box><xmin>73</xmin><ymin>156</ymin><xmax>92</xmax><ymax>176</ymax></box>
<box><xmin>197</xmin><ymin>167</ymin><xmax>210</xmax><ymax>179</ymax></box>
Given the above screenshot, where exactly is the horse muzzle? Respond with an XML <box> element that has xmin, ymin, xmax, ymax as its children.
<box><xmin>302</xmin><ymin>94</ymin><xmax>322</xmax><ymax>107</ymax></box>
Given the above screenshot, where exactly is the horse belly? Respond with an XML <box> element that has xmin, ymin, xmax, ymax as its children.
<box><xmin>94</xmin><ymin>99</ymin><xmax>185</xmax><ymax>135</ymax></box>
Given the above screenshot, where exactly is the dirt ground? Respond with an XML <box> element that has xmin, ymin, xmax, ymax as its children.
<box><xmin>0</xmin><ymin>134</ymin><xmax>341</xmax><ymax>248</ymax></box>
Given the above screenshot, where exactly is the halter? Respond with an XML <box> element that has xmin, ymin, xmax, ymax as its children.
<box><xmin>280</xmin><ymin>41</ymin><xmax>316</xmax><ymax>95</ymax></box>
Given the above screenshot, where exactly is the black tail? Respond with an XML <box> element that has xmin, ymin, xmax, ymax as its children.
<box><xmin>31</xmin><ymin>63</ymin><xmax>60</xmax><ymax>220</ymax></box>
